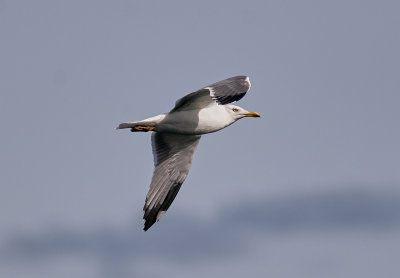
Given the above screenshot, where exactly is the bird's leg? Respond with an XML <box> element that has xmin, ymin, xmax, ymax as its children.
<box><xmin>130</xmin><ymin>125</ymin><xmax>155</xmax><ymax>132</ymax></box>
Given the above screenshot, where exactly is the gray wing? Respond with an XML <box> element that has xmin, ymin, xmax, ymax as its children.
<box><xmin>171</xmin><ymin>75</ymin><xmax>251</xmax><ymax>112</ymax></box>
<box><xmin>143</xmin><ymin>132</ymin><xmax>201</xmax><ymax>231</ymax></box>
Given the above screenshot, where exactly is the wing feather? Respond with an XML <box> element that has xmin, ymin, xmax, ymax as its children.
<box><xmin>171</xmin><ymin>75</ymin><xmax>251</xmax><ymax>112</ymax></box>
<box><xmin>208</xmin><ymin>75</ymin><xmax>250</xmax><ymax>105</ymax></box>
<box><xmin>143</xmin><ymin>133</ymin><xmax>201</xmax><ymax>231</ymax></box>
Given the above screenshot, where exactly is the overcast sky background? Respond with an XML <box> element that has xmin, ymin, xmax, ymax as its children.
<box><xmin>1</xmin><ymin>0</ymin><xmax>400</xmax><ymax>277</ymax></box>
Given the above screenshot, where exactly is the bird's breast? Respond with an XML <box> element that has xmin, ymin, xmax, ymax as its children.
<box><xmin>156</xmin><ymin>106</ymin><xmax>234</xmax><ymax>135</ymax></box>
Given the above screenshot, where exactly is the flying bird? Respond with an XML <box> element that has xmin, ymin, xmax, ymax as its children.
<box><xmin>117</xmin><ymin>76</ymin><xmax>260</xmax><ymax>231</ymax></box>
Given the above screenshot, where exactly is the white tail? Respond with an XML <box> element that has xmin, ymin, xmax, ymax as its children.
<box><xmin>116</xmin><ymin>114</ymin><xmax>166</xmax><ymax>130</ymax></box>
<box><xmin>116</xmin><ymin>122</ymin><xmax>138</xmax><ymax>129</ymax></box>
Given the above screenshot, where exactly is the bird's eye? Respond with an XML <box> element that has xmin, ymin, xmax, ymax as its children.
<box><xmin>232</xmin><ymin>108</ymin><xmax>239</xmax><ymax>112</ymax></box>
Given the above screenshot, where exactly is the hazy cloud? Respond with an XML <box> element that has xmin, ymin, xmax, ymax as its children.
<box><xmin>2</xmin><ymin>187</ymin><xmax>399</xmax><ymax>264</ymax></box>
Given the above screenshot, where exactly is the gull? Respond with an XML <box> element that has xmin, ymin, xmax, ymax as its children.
<box><xmin>117</xmin><ymin>76</ymin><xmax>260</xmax><ymax>231</ymax></box>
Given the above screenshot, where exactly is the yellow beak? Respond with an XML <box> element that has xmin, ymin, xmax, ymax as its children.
<box><xmin>244</xmin><ymin>111</ymin><xmax>261</xmax><ymax>118</ymax></box>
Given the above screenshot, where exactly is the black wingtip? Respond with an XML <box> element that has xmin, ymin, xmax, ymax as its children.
<box><xmin>143</xmin><ymin>211</ymin><xmax>156</xmax><ymax>231</ymax></box>
<box><xmin>143</xmin><ymin>220</ymin><xmax>155</xmax><ymax>231</ymax></box>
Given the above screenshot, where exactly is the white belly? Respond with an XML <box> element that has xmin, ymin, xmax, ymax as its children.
<box><xmin>156</xmin><ymin>105</ymin><xmax>234</xmax><ymax>135</ymax></box>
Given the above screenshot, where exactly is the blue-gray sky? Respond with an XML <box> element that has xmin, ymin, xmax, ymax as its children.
<box><xmin>1</xmin><ymin>0</ymin><xmax>400</xmax><ymax>277</ymax></box>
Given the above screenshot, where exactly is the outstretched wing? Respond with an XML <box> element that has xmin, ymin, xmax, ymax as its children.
<box><xmin>143</xmin><ymin>132</ymin><xmax>201</xmax><ymax>231</ymax></box>
<box><xmin>171</xmin><ymin>75</ymin><xmax>251</xmax><ymax>112</ymax></box>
